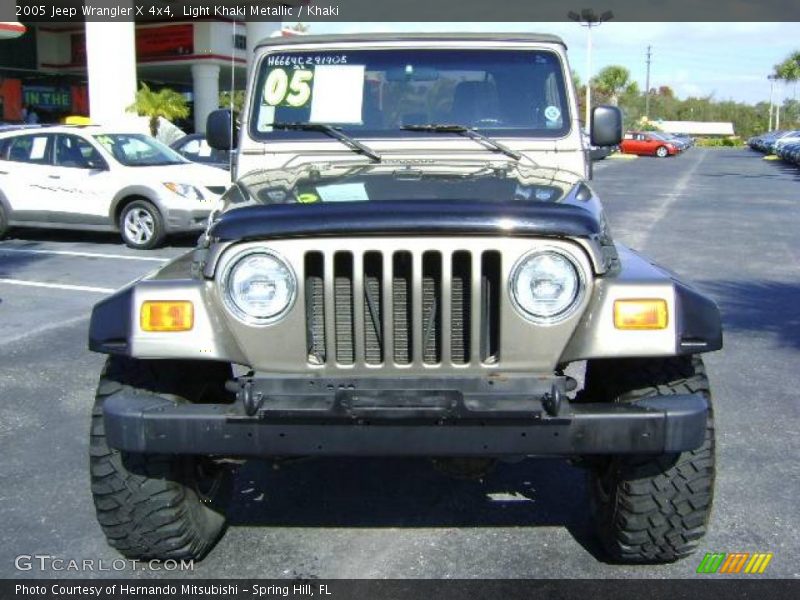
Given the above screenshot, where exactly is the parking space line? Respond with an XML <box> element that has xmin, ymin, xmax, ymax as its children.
<box><xmin>0</xmin><ymin>278</ymin><xmax>114</xmax><ymax>294</ymax></box>
<box><xmin>0</xmin><ymin>313</ymin><xmax>90</xmax><ymax>347</ymax></box>
<box><xmin>0</xmin><ymin>247</ymin><xmax>169</xmax><ymax>262</ymax></box>
<box><xmin>624</xmin><ymin>150</ymin><xmax>707</xmax><ymax>249</ymax></box>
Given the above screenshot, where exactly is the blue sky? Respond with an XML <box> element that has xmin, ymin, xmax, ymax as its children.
<box><xmin>307</xmin><ymin>22</ymin><xmax>800</xmax><ymax>105</ymax></box>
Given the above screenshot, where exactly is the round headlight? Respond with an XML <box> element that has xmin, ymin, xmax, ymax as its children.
<box><xmin>511</xmin><ymin>250</ymin><xmax>583</xmax><ymax>323</ymax></box>
<box><xmin>223</xmin><ymin>251</ymin><xmax>296</xmax><ymax>324</ymax></box>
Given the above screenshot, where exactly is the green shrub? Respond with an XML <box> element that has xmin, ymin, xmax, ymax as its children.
<box><xmin>695</xmin><ymin>137</ymin><xmax>744</xmax><ymax>147</ymax></box>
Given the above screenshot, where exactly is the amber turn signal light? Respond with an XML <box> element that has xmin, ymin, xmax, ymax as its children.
<box><xmin>140</xmin><ymin>301</ymin><xmax>194</xmax><ymax>332</ymax></box>
<box><xmin>614</xmin><ymin>299</ymin><xmax>668</xmax><ymax>330</ymax></box>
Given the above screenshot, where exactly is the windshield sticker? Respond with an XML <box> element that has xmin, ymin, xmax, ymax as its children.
<box><xmin>267</xmin><ymin>55</ymin><xmax>348</xmax><ymax>67</ymax></box>
<box><xmin>316</xmin><ymin>182</ymin><xmax>368</xmax><ymax>202</ymax></box>
<box><xmin>297</xmin><ymin>192</ymin><xmax>320</xmax><ymax>204</ymax></box>
<box><xmin>309</xmin><ymin>65</ymin><xmax>365</xmax><ymax>124</ymax></box>
<box><xmin>263</xmin><ymin>68</ymin><xmax>314</xmax><ymax>107</ymax></box>
<box><xmin>544</xmin><ymin>105</ymin><xmax>561</xmax><ymax>122</ymax></box>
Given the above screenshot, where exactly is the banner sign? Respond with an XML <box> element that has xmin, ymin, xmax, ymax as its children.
<box><xmin>22</xmin><ymin>85</ymin><xmax>72</xmax><ymax>110</ymax></box>
<box><xmin>71</xmin><ymin>24</ymin><xmax>193</xmax><ymax>65</ymax></box>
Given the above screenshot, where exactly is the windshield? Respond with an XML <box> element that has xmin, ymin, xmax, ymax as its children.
<box><xmin>94</xmin><ymin>134</ymin><xmax>187</xmax><ymax>167</ymax></box>
<box><xmin>251</xmin><ymin>49</ymin><xmax>571</xmax><ymax>139</ymax></box>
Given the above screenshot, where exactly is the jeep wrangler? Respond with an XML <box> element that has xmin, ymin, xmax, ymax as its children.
<box><xmin>88</xmin><ymin>33</ymin><xmax>721</xmax><ymax>563</ymax></box>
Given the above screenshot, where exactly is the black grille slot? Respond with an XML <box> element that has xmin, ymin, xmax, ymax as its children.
<box><xmin>392</xmin><ymin>251</ymin><xmax>413</xmax><ymax>364</ymax></box>
<box><xmin>422</xmin><ymin>251</ymin><xmax>442</xmax><ymax>364</ymax></box>
<box><xmin>304</xmin><ymin>252</ymin><xmax>325</xmax><ymax>365</ymax></box>
<box><xmin>481</xmin><ymin>251</ymin><xmax>501</xmax><ymax>364</ymax></box>
<box><xmin>334</xmin><ymin>252</ymin><xmax>354</xmax><ymax>364</ymax></box>
<box><xmin>451</xmin><ymin>251</ymin><xmax>472</xmax><ymax>364</ymax></box>
<box><xmin>363</xmin><ymin>252</ymin><xmax>383</xmax><ymax>365</ymax></box>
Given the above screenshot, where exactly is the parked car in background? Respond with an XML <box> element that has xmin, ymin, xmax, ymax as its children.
<box><xmin>747</xmin><ymin>130</ymin><xmax>800</xmax><ymax>166</ymax></box>
<box><xmin>656</xmin><ymin>132</ymin><xmax>692</xmax><ymax>152</ymax></box>
<box><xmin>749</xmin><ymin>130</ymin><xmax>793</xmax><ymax>154</ymax></box>
<box><xmin>0</xmin><ymin>126</ymin><xmax>230</xmax><ymax>249</ymax></box>
<box><xmin>772</xmin><ymin>130</ymin><xmax>800</xmax><ymax>153</ymax></box>
<box><xmin>774</xmin><ymin>139</ymin><xmax>800</xmax><ymax>165</ymax></box>
<box><xmin>671</xmin><ymin>133</ymin><xmax>695</xmax><ymax>147</ymax></box>
<box><xmin>171</xmin><ymin>133</ymin><xmax>232</xmax><ymax>170</ymax></box>
<box><xmin>620</xmin><ymin>131</ymin><xmax>679</xmax><ymax>157</ymax></box>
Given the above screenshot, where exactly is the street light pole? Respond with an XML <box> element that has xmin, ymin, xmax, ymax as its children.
<box><xmin>768</xmin><ymin>75</ymin><xmax>776</xmax><ymax>131</ymax></box>
<box><xmin>585</xmin><ymin>23</ymin><xmax>593</xmax><ymax>129</ymax></box>
<box><xmin>569</xmin><ymin>9</ymin><xmax>613</xmax><ymax>132</ymax></box>
<box><xmin>645</xmin><ymin>45</ymin><xmax>652</xmax><ymax>119</ymax></box>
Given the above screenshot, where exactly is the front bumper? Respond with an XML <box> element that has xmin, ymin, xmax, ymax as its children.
<box><xmin>164</xmin><ymin>208</ymin><xmax>212</xmax><ymax>232</ymax></box>
<box><xmin>103</xmin><ymin>376</ymin><xmax>708</xmax><ymax>457</ymax></box>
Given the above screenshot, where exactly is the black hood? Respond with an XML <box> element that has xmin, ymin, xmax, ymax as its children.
<box><xmin>209</xmin><ymin>199</ymin><xmax>602</xmax><ymax>241</ymax></box>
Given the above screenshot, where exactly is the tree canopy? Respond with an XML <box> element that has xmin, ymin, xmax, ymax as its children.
<box><xmin>583</xmin><ymin>58</ymin><xmax>800</xmax><ymax>138</ymax></box>
<box><xmin>127</xmin><ymin>83</ymin><xmax>189</xmax><ymax>137</ymax></box>
<box><xmin>592</xmin><ymin>65</ymin><xmax>638</xmax><ymax>106</ymax></box>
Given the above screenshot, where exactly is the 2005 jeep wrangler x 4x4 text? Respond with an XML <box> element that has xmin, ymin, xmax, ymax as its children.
<box><xmin>88</xmin><ymin>33</ymin><xmax>721</xmax><ymax>563</ymax></box>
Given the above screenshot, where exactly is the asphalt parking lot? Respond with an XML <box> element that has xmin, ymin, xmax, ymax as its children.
<box><xmin>1</xmin><ymin>147</ymin><xmax>798</xmax><ymax>579</ymax></box>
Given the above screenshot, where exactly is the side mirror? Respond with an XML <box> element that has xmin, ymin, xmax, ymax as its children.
<box><xmin>590</xmin><ymin>105</ymin><xmax>623</xmax><ymax>147</ymax></box>
<box><xmin>207</xmin><ymin>109</ymin><xmax>237</xmax><ymax>150</ymax></box>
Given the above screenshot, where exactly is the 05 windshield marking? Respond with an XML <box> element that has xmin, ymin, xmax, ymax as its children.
<box><xmin>252</xmin><ymin>49</ymin><xmax>571</xmax><ymax>140</ymax></box>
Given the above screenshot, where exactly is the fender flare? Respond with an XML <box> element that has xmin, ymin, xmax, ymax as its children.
<box><xmin>109</xmin><ymin>186</ymin><xmax>166</xmax><ymax>226</ymax></box>
<box><xmin>674</xmin><ymin>280</ymin><xmax>723</xmax><ymax>354</ymax></box>
<box><xmin>88</xmin><ymin>286</ymin><xmax>134</xmax><ymax>355</ymax></box>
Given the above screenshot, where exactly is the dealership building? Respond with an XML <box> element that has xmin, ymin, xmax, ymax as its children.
<box><xmin>0</xmin><ymin>18</ymin><xmax>281</xmax><ymax>132</ymax></box>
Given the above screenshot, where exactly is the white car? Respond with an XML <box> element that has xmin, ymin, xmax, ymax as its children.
<box><xmin>0</xmin><ymin>126</ymin><xmax>230</xmax><ymax>249</ymax></box>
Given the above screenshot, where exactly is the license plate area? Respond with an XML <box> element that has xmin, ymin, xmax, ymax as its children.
<box><xmin>338</xmin><ymin>389</ymin><xmax>461</xmax><ymax>418</ymax></box>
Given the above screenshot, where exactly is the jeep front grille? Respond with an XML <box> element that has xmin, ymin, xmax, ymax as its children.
<box><xmin>304</xmin><ymin>249</ymin><xmax>501</xmax><ymax>368</ymax></box>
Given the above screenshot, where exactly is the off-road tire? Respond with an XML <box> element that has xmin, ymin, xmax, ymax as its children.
<box><xmin>119</xmin><ymin>200</ymin><xmax>165</xmax><ymax>250</ymax></box>
<box><xmin>583</xmin><ymin>355</ymin><xmax>715</xmax><ymax>563</ymax></box>
<box><xmin>90</xmin><ymin>356</ymin><xmax>233</xmax><ymax>560</ymax></box>
<box><xmin>655</xmin><ymin>145</ymin><xmax>669</xmax><ymax>158</ymax></box>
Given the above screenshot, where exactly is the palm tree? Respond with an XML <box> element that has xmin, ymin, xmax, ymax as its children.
<box><xmin>592</xmin><ymin>65</ymin><xmax>638</xmax><ymax>106</ymax></box>
<box><xmin>774</xmin><ymin>52</ymin><xmax>800</xmax><ymax>99</ymax></box>
<box><xmin>219</xmin><ymin>90</ymin><xmax>246</xmax><ymax>115</ymax></box>
<box><xmin>128</xmin><ymin>83</ymin><xmax>190</xmax><ymax>137</ymax></box>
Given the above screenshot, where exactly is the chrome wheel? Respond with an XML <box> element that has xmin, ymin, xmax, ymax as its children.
<box><xmin>656</xmin><ymin>146</ymin><xmax>668</xmax><ymax>158</ymax></box>
<box><xmin>123</xmin><ymin>207</ymin><xmax>155</xmax><ymax>245</ymax></box>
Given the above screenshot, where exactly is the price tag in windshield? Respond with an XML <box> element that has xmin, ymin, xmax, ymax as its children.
<box><xmin>262</xmin><ymin>68</ymin><xmax>314</xmax><ymax>108</ymax></box>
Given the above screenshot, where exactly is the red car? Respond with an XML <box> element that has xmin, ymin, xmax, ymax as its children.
<box><xmin>620</xmin><ymin>131</ymin><xmax>679</xmax><ymax>157</ymax></box>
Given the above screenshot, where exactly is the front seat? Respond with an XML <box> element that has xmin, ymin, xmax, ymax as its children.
<box><xmin>57</xmin><ymin>138</ymin><xmax>89</xmax><ymax>168</ymax></box>
<box><xmin>449</xmin><ymin>81</ymin><xmax>500</xmax><ymax>126</ymax></box>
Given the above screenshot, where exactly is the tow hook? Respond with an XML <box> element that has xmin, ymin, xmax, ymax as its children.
<box><xmin>233</xmin><ymin>379</ymin><xmax>264</xmax><ymax>416</ymax></box>
<box><xmin>542</xmin><ymin>384</ymin><xmax>564</xmax><ymax>417</ymax></box>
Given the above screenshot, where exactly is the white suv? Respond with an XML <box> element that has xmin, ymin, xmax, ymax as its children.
<box><xmin>0</xmin><ymin>126</ymin><xmax>230</xmax><ymax>249</ymax></box>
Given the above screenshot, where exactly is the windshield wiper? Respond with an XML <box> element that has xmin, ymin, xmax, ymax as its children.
<box><xmin>402</xmin><ymin>124</ymin><xmax>522</xmax><ymax>161</ymax></box>
<box><xmin>271</xmin><ymin>122</ymin><xmax>381</xmax><ymax>162</ymax></box>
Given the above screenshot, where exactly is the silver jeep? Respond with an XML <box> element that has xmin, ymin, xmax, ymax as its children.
<box><xmin>87</xmin><ymin>33</ymin><xmax>721</xmax><ymax>563</ymax></box>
